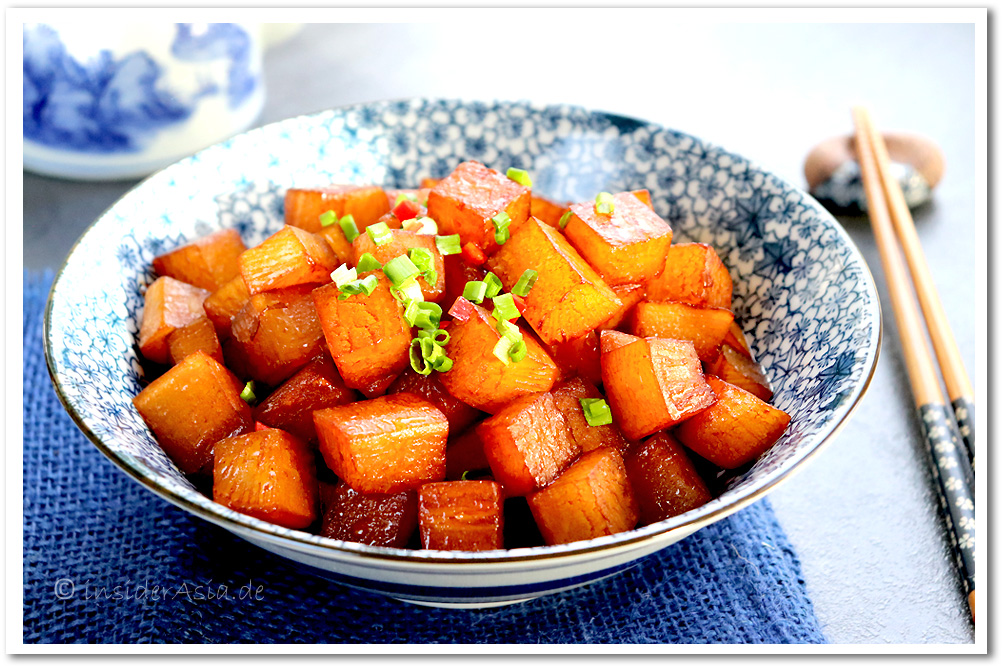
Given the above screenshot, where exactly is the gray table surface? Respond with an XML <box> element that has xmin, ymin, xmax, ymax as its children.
<box><xmin>23</xmin><ymin>21</ymin><xmax>978</xmax><ymax>644</ymax></box>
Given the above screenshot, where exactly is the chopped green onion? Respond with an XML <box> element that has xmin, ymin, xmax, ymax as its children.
<box><xmin>411</xmin><ymin>216</ymin><xmax>438</xmax><ymax>235</ymax></box>
<box><xmin>595</xmin><ymin>192</ymin><xmax>615</xmax><ymax>215</ymax></box>
<box><xmin>339</xmin><ymin>215</ymin><xmax>359</xmax><ymax>242</ymax></box>
<box><xmin>494</xmin><ymin>227</ymin><xmax>511</xmax><ymax>245</ymax></box>
<box><xmin>409</xmin><ymin>247</ymin><xmax>437</xmax><ymax>286</ymax></box>
<box><xmin>391</xmin><ymin>278</ymin><xmax>425</xmax><ymax>304</ymax></box>
<box><xmin>463</xmin><ymin>280</ymin><xmax>487</xmax><ymax>303</ymax></box>
<box><xmin>356</xmin><ymin>252</ymin><xmax>382</xmax><ymax>273</ymax></box>
<box><xmin>409</xmin><ymin>339</ymin><xmax>432</xmax><ymax>375</ymax></box>
<box><xmin>367</xmin><ymin>221</ymin><xmax>393</xmax><ymax>246</ymax></box>
<box><xmin>383</xmin><ymin>255</ymin><xmax>421</xmax><ymax>287</ymax></box>
<box><xmin>492</xmin><ymin>337</ymin><xmax>513</xmax><ymax>365</ymax></box>
<box><xmin>558</xmin><ymin>210</ymin><xmax>573</xmax><ymax>229</ymax></box>
<box><xmin>319</xmin><ymin>210</ymin><xmax>337</xmax><ymax>228</ymax></box>
<box><xmin>508</xmin><ymin>339</ymin><xmax>528</xmax><ymax>363</ymax></box>
<box><xmin>240</xmin><ymin>381</ymin><xmax>256</xmax><ymax>404</ymax></box>
<box><xmin>330</xmin><ymin>264</ymin><xmax>357</xmax><ymax>288</ymax></box>
<box><xmin>512</xmin><ymin>269</ymin><xmax>538</xmax><ymax>297</ymax></box>
<box><xmin>435</xmin><ymin>234</ymin><xmax>462</xmax><ymax>256</ymax></box>
<box><xmin>460</xmin><ymin>470</ymin><xmax>472</xmax><ymax>481</ymax></box>
<box><xmin>496</xmin><ymin>318</ymin><xmax>521</xmax><ymax>342</ymax></box>
<box><xmin>492</xmin><ymin>293</ymin><xmax>520</xmax><ymax>322</ymax></box>
<box><xmin>431</xmin><ymin>355</ymin><xmax>453</xmax><ymax>373</ymax></box>
<box><xmin>483</xmin><ymin>272</ymin><xmax>503</xmax><ymax>299</ymax></box>
<box><xmin>413</xmin><ymin>301</ymin><xmax>443</xmax><ymax>330</ymax></box>
<box><xmin>338</xmin><ymin>274</ymin><xmax>379</xmax><ymax>300</ymax></box>
<box><xmin>491</xmin><ymin>211</ymin><xmax>511</xmax><ymax>245</ymax></box>
<box><xmin>506</xmin><ymin>167</ymin><xmax>532</xmax><ymax>187</ymax></box>
<box><xmin>580</xmin><ymin>398</ymin><xmax>613</xmax><ymax>426</ymax></box>
<box><xmin>395</xmin><ymin>192</ymin><xmax>418</xmax><ymax>206</ymax></box>
<box><xmin>431</xmin><ymin>328</ymin><xmax>450</xmax><ymax>345</ymax></box>
<box><xmin>403</xmin><ymin>299</ymin><xmax>422</xmax><ymax>326</ymax></box>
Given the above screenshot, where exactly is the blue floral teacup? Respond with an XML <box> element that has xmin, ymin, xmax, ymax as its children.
<box><xmin>23</xmin><ymin>22</ymin><xmax>265</xmax><ymax>180</ymax></box>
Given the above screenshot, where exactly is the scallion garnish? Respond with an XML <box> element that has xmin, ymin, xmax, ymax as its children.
<box><xmin>410</xmin><ymin>216</ymin><xmax>438</xmax><ymax>235</ymax></box>
<box><xmin>330</xmin><ymin>264</ymin><xmax>357</xmax><ymax>288</ymax></box>
<box><xmin>512</xmin><ymin>269</ymin><xmax>538</xmax><ymax>297</ymax></box>
<box><xmin>338</xmin><ymin>274</ymin><xmax>379</xmax><ymax>300</ymax></box>
<box><xmin>595</xmin><ymin>192</ymin><xmax>615</xmax><ymax>215</ymax></box>
<box><xmin>395</xmin><ymin>192</ymin><xmax>418</xmax><ymax>206</ymax></box>
<box><xmin>339</xmin><ymin>214</ymin><xmax>360</xmax><ymax>242</ymax></box>
<box><xmin>580</xmin><ymin>398</ymin><xmax>613</xmax><ymax>426</ymax></box>
<box><xmin>409</xmin><ymin>247</ymin><xmax>437</xmax><ymax>286</ymax></box>
<box><xmin>366</xmin><ymin>221</ymin><xmax>393</xmax><ymax>246</ymax></box>
<box><xmin>492</xmin><ymin>337</ymin><xmax>513</xmax><ymax>365</ymax></box>
<box><xmin>558</xmin><ymin>210</ymin><xmax>573</xmax><ymax>229</ymax></box>
<box><xmin>492</xmin><ymin>293</ymin><xmax>520</xmax><ymax>323</ymax></box>
<box><xmin>435</xmin><ymin>234</ymin><xmax>461</xmax><ymax>256</ymax></box>
<box><xmin>403</xmin><ymin>299</ymin><xmax>422</xmax><ymax>326</ymax></box>
<box><xmin>409</xmin><ymin>338</ymin><xmax>432</xmax><ymax>375</ymax></box>
<box><xmin>495</xmin><ymin>318</ymin><xmax>521</xmax><ymax>342</ymax></box>
<box><xmin>506</xmin><ymin>167</ymin><xmax>532</xmax><ymax>188</ymax></box>
<box><xmin>508</xmin><ymin>339</ymin><xmax>528</xmax><ymax>363</ymax></box>
<box><xmin>463</xmin><ymin>280</ymin><xmax>487</xmax><ymax>303</ymax></box>
<box><xmin>356</xmin><ymin>253</ymin><xmax>382</xmax><ymax>273</ymax></box>
<box><xmin>240</xmin><ymin>381</ymin><xmax>256</xmax><ymax>404</ymax></box>
<box><xmin>391</xmin><ymin>278</ymin><xmax>425</xmax><ymax>305</ymax></box>
<box><xmin>483</xmin><ymin>272</ymin><xmax>503</xmax><ymax>299</ymax></box>
<box><xmin>491</xmin><ymin>211</ymin><xmax>511</xmax><ymax>245</ymax></box>
<box><xmin>319</xmin><ymin>210</ymin><xmax>337</xmax><ymax>228</ymax></box>
<box><xmin>383</xmin><ymin>255</ymin><xmax>421</xmax><ymax>287</ymax></box>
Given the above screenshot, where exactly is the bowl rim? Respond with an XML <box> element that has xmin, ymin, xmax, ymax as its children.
<box><xmin>43</xmin><ymin>97</ymin><xmax>883</xmax><ymax>566</ymax></box>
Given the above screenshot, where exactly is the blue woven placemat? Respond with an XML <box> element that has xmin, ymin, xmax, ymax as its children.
<box><xmin>23</xmin><ymin>271</ymin><xmax>825</xmax><ymax>644</ymax></box>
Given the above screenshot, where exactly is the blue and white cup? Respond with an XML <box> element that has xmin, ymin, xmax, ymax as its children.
<box><xmin>23</xmin><ymin>22</ymin><xmax>266</xmax><ymax>181</ymax></box>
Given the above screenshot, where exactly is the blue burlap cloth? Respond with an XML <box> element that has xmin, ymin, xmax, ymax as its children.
<box><xmin>23</xmin><ymin>272</ymin><xmax>825</xmax><ymax>644</ymax></box>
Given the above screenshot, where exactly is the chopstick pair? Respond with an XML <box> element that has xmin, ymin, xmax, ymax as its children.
<box><xmin>851</xmin><ymin>107</ymin><xmax>976</xmax><ymax>621</ymax></box>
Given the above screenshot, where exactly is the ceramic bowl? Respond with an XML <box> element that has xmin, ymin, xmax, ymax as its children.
<box><xmin>45</xmin><ymin>99</ymin><xmax>881</xmax><ymax>608</ymax></box>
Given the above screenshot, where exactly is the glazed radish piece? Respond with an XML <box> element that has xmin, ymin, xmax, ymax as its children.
<box><xmin>166</xmin><ymin>316</ymin><xmax>224</xmax><ymax>367</ymax></box>
<box><xmin>418</xmin><ymin>480</ymin><xmax>505</xmax><ymax>551</ymax></box>
<box><xmin>213</xmin><ymin>428</ymin><xmax>318</xmax><ymax>529</ymax></box>
<box><xmin>133</xmin><ymin>350</ymin><xmax>253</xmax><ymax>475</ymax></box>
<box><xmin>562</xmin><ymin>191</ymin><xmax>673</xmax><ymax>286</ymax></box>
<box><xmin>253</xmin><ymin>352</ymin><xmax>357</xmax><ymax>443</ymax></box>
<box><xmin>476</xmin><ymin>392</ymin><xmax>580</xmax><ymax>497</ymax></box>
<box><xmin>321</xmin><ymin>481</ymin><xmax>418</xmax><ymax>548</ymax></box>
<box><xmin>137</xmin><ymin>276</ymin><xmax>211</xmax><ymax>364</ymax></box>
<box><xmin>153</xmin><ymin>228</ymin><xmax>246</xmax><ymax>292</ymax></box>
<box><xmin>646</xmin><ymin>242</ymin><xmax>733</xmax><ymax>309</ymax></box>
<box><xmin>284</xmin><ymin>185</ymin><xmax>391</xmax><ymax>234</ymax></box>
<box><xmin>313</xmin><ymin>393</ymin><xmax>448</xmax><ymax>494</ymax></box>
<box><xmin>624</xmin><ymin>432</ymin><xmax>711</xmax><ymax>524</ymax></box>
<box><xmin>131</xmin><ymin>164</ymin><xmax>797</xmax><ymax>550</ymax></box>
<box><xmin>528</xmin><ymin>447</ymin><xmax>640</xmax><ymax>545</ymax></box>
<box><xmin>675</xmin><ymin>376</ymin><xmax>791</xmax><ymax>469</ymax></box>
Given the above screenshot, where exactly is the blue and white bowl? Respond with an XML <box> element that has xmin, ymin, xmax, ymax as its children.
<box><xmin>44</xmin><ymin>99</ymin><xmax>881</xmax><ymax>608</ymax></box>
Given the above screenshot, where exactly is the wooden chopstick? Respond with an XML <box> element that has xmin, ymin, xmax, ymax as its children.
<box><xmin>852</xmin><ymin>106</ymin><xmax>976</xmax><ymax>621</ymax></box>
<box><xmin>859</xmin><ymin>113</ymin><xmax>976</xmax><ymax>471</ymax></box>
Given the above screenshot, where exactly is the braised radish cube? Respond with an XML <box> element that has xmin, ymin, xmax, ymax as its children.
<box><xmin>284</xmin><ymin>185</ymin><xmax>391</xmax><ymax>233</ymax></box>
<box><xmin>707</xmin><ymin>344</ymin><xmax>773</xmax><ymax>401</ymax></box>
<box><xmin>387</xmin><ymin>367</ymin><xmax>483</xmax><ymax>435</ymax></box>
<box><xmin>138</xmin><ymin>276</ymin><xmax>211</xmax><ymax>364</ymax></box>
<box><xmin>646</xmin><ymin>242</ymin><xmax>733</xmax><ymax>309</ymax></box>
<box><xmin>230</xmin><ymin>284</ymin><xmax>325</xmax><ymax>387</ymax></box>
<box><xmin>476</xmin><ymin>392</ymin><xmax>579</xmax><ymax>496</ymax></box>
<box><xmin>675</xmin><ymin>376</ymin><xmax>790</xmax><ymax>469</ymax></box>
<box><xmin>312</xmin><ymin>273</ymin><xmax>411</xmax><ymax>398</ymax></box>
<box><xmin>552</xmin><ymin>377</ymin><xmax>630</xmax><ymax>454</ymax></box>
<box><xmin>599</xmin><ymin>282</ymin><xmax>647</xmax><ymax>330</ymax></box>
<box><xmin>426</xmin><ymin>160</ymin><xmax>531</xmax><ymax>255</ymax></box>
<box><xmin>254</xmin><ymin>353</ymin><xmax>357</xmax><ymax>443</ymax></box>
<box><xmin>321</xmin><ymin>481</ymin><xmax>418</xmax><ymax>548</ymax></box>
<box><xmin>213</xmin><ymin>428</ymin><xmax>318</xmax><ymax>529</ymax></box>
<box><xmin>486</xmin><ymin>217</ymin><xmax>621</xmax><ymax>345</ymax></box>
<box><xmin>314</xmin><ymin>393</ymin><xmax>448</xmax><ymax>494</ymax></box>
<box><xmin>167</xmin><ymin>316</ymin><xmax>224</xmax><ymax>366</ymax></box>
<box><xmin>239</xmin><ymin>225</ymin><xmax>339</xmax><ymax>295</ymax></box>
<box><xmin>444</xmin><ymin>426</ymin><xmax>491</xmax><ymax>480</ymax></box>
<box><xmin>629</xmin><ymin>301</ymin><xmax>734</xmax><ymax>362</ymax></box>
<box><xmin>722</xmin><ymin>321</ymin><xmax>753</xmax><ymax>357</ymax></box>
<box><xmin>631</xmin><ymin>189</ymin><xmax>654</xmax><ymax>209</ymax></box>
<box><xmin>439</xmin><ymin>303</ymin><xmax>559</xmax><ymax>413</ymax></box>
<box><xmin>132</xmin><ymin>350</ymin><xmax>253</xmax><ymax>475</ymax></box>
<box><xmin>546</xmin><ymin>330</ymin><xmax>603</xmax><ymax>387</ymax></box>
<box><xmin>202</xmin><ymin>275</ymin><xmax>251</xmax><ymax>341</ymax></box>
<box><xmin>564</xmin><ymin>192</ymin><xmax>673</xmax><ymax>286</ymax></box>
<box><xmin>528</xmin><ymin>447</ymin><xmax>640</xmax><ymax>545</ymax></box>
<box><xmin>351</xmin><ymin>228</ymin><xmax>445</xmax><ymax>303</ymax></box>
<box><xmin>418</xmin><ymin>480</ymin><xmax>505</xmax><ymax>551</ymax></box>
<box><xmin>600</xmin><ymin>332</ymin><xmax>716</xmax><ymax>440</ymax></box>
<box><xmin>599</xmin><ymin>329</ymin><xmax>642</xmax><ymax>354</ymax></box>
<box><xmin>153</xmin><ymin>228</ymin><xmax>246</xmax><ymax>292</ymax></box>
<box><xmin>624</xmin><ymin>432</ymin><xmax>711</xmax><ymax>524</ymax></box>
<box><xmin>530</xmin><ymin>195</ymin><xmax>568</xmax><ymax>228</ymax></box>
